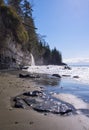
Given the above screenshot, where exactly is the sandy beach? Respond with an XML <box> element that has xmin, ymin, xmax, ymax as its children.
<box><xmin>0</xmin><ymin>70</ymin><xmax>89</xmax><ymax>130</ymax></box>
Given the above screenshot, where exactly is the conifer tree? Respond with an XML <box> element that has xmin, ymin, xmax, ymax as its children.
<box><xmin>7</xmin><ymin>0</ymin><xmax>22</xmax><ymax>15</ymax></box>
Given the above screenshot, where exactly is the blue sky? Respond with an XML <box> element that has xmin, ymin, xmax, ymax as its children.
<box><xmin>32</xmin><ymin>0</ymin><xmax>89</xmax><ymax>61</ymax></box>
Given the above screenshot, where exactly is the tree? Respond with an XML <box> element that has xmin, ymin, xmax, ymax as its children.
<box><xmin>21</xmin><ymin>0</ymin><xmax>33</xmax><ymax>17</ymax></box>
<box><xmin>7</xmin><ymin>0</ymin><xmax>22</xmax><ymax>15</ymax></box>
<box><xmin>51</xmin><ymin>48</ymin><xmax>62</xmax><ymax>65</ymax></box>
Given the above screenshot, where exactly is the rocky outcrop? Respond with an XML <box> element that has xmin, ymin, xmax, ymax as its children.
<box><xmin>0</xmin><ymin>36</ymin><xmax>32</xmax><ymax>69</ymax></box>
<box><xmin>0</xmin><ymin>7</ymin><xmax>32</xmax><ymax>69</ymax></box>
<box><xmin>0</xmin><ymin>28</ymin><xmax>31</xmax><ymax>69</ymax></box>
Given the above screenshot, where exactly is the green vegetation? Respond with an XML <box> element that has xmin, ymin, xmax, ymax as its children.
<box><xmin>0</xmin><ymin>4</ymin><xmax>29</xmax><ymax>43</ymax></box>
<box><xmin>0</xmin><ymin>0</ymin><xmax>62</xmax><ymax>65</ymax></box>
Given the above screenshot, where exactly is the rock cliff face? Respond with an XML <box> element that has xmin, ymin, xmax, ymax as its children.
<box><xmin>0</xmin><ymin>18</ymin><xmax>32</xmax><ymax>69</ymax></box>
<box><xmin>0</xmin><ymin>37</ymin><xmax>32</xmax><ymax>69</ymax></box>
<box><xmin>0</xmin><ymin>9</ymin><xmax>33</xmax><ymax>69</ymax></box>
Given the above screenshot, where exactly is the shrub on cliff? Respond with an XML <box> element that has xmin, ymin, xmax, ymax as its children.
<box><xmin>0</xmin><ymin>5</ymin><xmax>29</xmax><ymax>43</ymax></box>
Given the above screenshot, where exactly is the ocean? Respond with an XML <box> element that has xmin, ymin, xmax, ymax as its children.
<box><xmin>24</xmin><ymin>65</ymin><xmax>89</xmax><ymax>116</ymax></box>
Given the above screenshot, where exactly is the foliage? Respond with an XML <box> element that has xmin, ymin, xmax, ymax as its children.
<box><xmin>0</xmin><ymin>4</ymin><xmax>29</xmax><ymax>43</ymax></box>
<box><xmin>0</xmin><ymin>0</ymin><xmax>62</xmax><ymax>65</ymax></box>
<box><xmin>7</xmin><ymin>0</ymin><xmax>22</xmax><ymax>15</ymax></box>
<box><xmin>51</xmin><ymin>48</ymin><xmax>62</xmax><ymax>65</ymax></box>
<box><xmin>21</xmin><ymin>0</ymin><xmax>33</xmax><ymax>17</ymax></box>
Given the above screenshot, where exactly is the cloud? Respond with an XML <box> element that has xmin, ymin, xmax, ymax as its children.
<box><xmin>64</xmin><ymin>58</ymin><xmax>89</xmax><ymax>65</ymax></box>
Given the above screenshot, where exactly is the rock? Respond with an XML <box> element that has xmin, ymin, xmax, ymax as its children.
<box><xmin>19</xmin><ymin>73</ymin><xmax>40</xmax><ymax>78</ymax></box>
<box><xmin>15</xmin><ymin>121</ymin><xmax>19</xmax><ymax>124</ymax></box>
<box><xmin>21</xmin><ymin>66</ymin><xmax>29</xmax><ymax>69</ymax></box>
<box><xmin>52</xmin><ymin>74</ymin><xmax>61</xmax><ymax>78</ymax></box>
<box><xmin>33</xmin><ymin>106</ymin><xmax>50</xmax><ymax>113</ymax></box>
<box><xmin>62</xmin><ymin>75</ymin><xmax>71</xmax><ymax>77</ymax></box>
<box><xmin>60</xmin><ymin>109</ymin><xmax>72</xmax><ymax>115</ymax></box>
<box><xmin>13</xmin><ymin>91</ymin><xmax>73</xmax><ymax>116</ymax></box>
<box><xmin>73</xmin><ymin>76</ymin><xmax>79</xmax><ymax>78</ymax></box>
<box><xmin>64</xmin><ymin>65</ymin><xmax>71</xmax><ymax>70</ymax></box>
<box><xmin>14</xmin><ymin>97</ymin><xmax>25</xmax><ymax>108</ymax></box>
<box><xmin>19</xmin><ymin>74</ymin><xmax>30</xmax><ymax>78</ymax></box>
<box><xmin>60</xmin><ymin>104</ymin><xmax>72</xmax><ymax>115</ymax></box>
<box><xmin>23</xmin><ymin>90</ymin><xmax>42</xmax><ymax>97</ymax></box>
<box><xmin>24</xmin><ymin>98</ymin><xmax>37</xmax><ymax>106</ymax></box>
<box><xmin>29</xmin><ymin>121</ymin><xmax>34</xmax><ymax>125</ymax></box>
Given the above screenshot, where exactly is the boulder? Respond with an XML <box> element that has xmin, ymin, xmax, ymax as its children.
<box><xmin>14</xmin><ymin>97</ymin><xmax>25</xmax><ymax>108</ymax></box>
<box><xmin>64</xmin><ymin>65</ymin><xmax>71</xmax><ymax>70</ymax></box>
<box><xmin>19</xmin><ymin>73</ymin><xmax>40</xmax><ymax>78</ymax></box>
<box><xmin>73</xmin><ymin>76</ymin><xmax>79</xmax><ymax>78</ymax></box>
<box><xmin>23</xmin><ymin>90</ymin><xmax>42</xmax><ymax>97</ymax></box>
<box><xmin>52</xmin><ymin>74</ymin><xmax>61</xmax><ymax>78</ymax></box>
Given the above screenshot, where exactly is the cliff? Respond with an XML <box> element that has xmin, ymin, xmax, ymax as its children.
<box><xmin>0</xmin><ymin>1</ymin><xmax>62</xmax><ymax>69</ymax></box>
<box><xmin>0</xmin><ymin>10</ymin><xmax>31</xmax><ymax>69</ymax></box>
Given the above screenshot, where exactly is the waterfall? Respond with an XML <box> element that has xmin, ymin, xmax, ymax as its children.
<box><xmin>30</xmin><ymin>53</ymin><xmax>35</xmax><ymax>66</ymax></box>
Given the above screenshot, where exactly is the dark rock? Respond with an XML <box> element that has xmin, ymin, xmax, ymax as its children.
<box><xmin>19</xmin><ymin>74</ymin><xmax>30</xmax><ymax>78</ymax></box>
<box><xmin>73</xmin><ymin>76</ymin><xmax>79</xmax><ymax>78</ymax></box>
<box><xmin>23</xmin><ymin>90</ymin><xmax>42</xmax><ymax>97</ymax></box>
<box><xmin>64</xmin><ymin>65</ymin><xmax>71</xmax><ymax>70</ymax></box>
<box><xmin>59</xmin><ymin>104</ymin><xmax>72</xmax><ymax>115</ymax></box>
<box><xmin>24</xmin><ymin>98</ymin><xmax>37</xmax><ymax>106</ymax></box>
<box><xmin>13</xmin><ymin>91</ymin><xmax>74</xmax><ymax>116</ymax></box>
<box><xmin>15</xmin><ymin>121</ymin><xmax>19</xmax><ymax>124</ymax></box>
<box><xmin>33</xmin><ymin>106</ymin><xmax>50</xmax><ymax>113</ymax></box>
<box><xmin>60</xmin><ymin>109</ymin><xmax>72</xmax><ymax>115</ymax></box>
<box><xmin>19</xmin><ymin>73</ymin><xmax>40</xmax><ymax>78</ymax></box>
<box><xmin>14</xmin><ymin>97</ymin><xmax>25</xmax><ymax>108</ymax></box>
<box><xmin>52</xmin><ymin>74</ymin><xmax>61</xmax><ymax>78</ymax></box>
<box><xmin>62</xmin><ymin>75</ymin><xmax>71</xmax><ymax>77</ymax></box>
<box><xmin>29</xmin><ymin>121</ymin><xmax>34</xmax><ymax>125</ymax></box>
<box><xmin>21</xmin><ymin>66</ymin><xmax>29</xmax><ymax>69</ymax></box>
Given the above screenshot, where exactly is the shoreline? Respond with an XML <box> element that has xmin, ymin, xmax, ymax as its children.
<box><xmin>0</xmin><ymin>70</ymin><xmax>89</xmax><ymax>130</ymax></box>
<box><xmin>26</xmin><ymin>65</ymin><xmax>89</xmax><ymax>85</ymax></box>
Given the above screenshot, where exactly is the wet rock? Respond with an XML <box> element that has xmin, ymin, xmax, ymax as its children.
<box><xmin>13</xmin><ymin>91</ymin><xmax>74</xmax><ymax>116</ymax></box>
<box><xmin>14</xmin><ymin>97</ymin><xmax>25</xmax><ymax>108</ymax></box>
<box><xmin>23</xmin><ymin>90</ymin><xmax>42</xmax><ymax>97</ymax></box>
<box><xmin>73</xmin><ymin>76</ymin><xmax>79</xmax><ymax>78</ymax></box>
<box><xmin>62</xmin><ymin>75</ymin><xmax>71</xmax><ymax>77</ymax></box>
<box><xmin>19</xmin><ymin>73</ymin><xmax>40</xmax><ymax>78</ymax></box>
<box><xmin>33</xmin><ymin>102</ymin><xmax>72</xmax><ymax>115</ymax></box>
<box><xmin>64</xmin><ymin>65</ymin><xmax>71</xmax><ymax>70</ymax></box>
<box><xmin>60</xmin><ymin>104</ymin><xmax>72</xmax><ymax>115</ymax></box>
<box><xmin>29</xmin><ymin>121</ymin><xmax>34</xmax><ymax>125</ymax></box>
<box><xmin>15</xmin><ymin>121</ymin><xmax>19</xmax><ymax>124</ymax></box>
<box><xmin>19</xmin><ymin>74</ymin><xmax>30</xmax><ymax>78</ymax></box>
<box><xmin>33</xmin><ymin>106</ymin><xmax>50</xmax><ymax>113</ymax></box>
<box><xmin>24</xmin><ymin>98</ymin><xmax>37</xmax><ymax>106</ymax></box>
<box><xmin>22</xmin><ymin>66</ymin><xmax>29</xmax><ymax>69</ymax></box>
<box><xmin>52</xmin><ymin>74</ymin><xmax>61</xmax><ymax>78</ymax></box>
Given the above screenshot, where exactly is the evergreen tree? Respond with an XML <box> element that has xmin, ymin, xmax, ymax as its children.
<box><xmin>4</xmin><ymin>0</ymin><xmax>62</xmax><ymax>65</ymax></box>
<box><xmin>51</xmin><ymin>48</ymin><xmax>62</xmax><ymax>65</ymax></box>
<box><xmin>7</xmin><ymin>0</ymin><xmax>22</xmax><ymax>15</ymax></box>
<box><xmin>22</xmin><ymin>0</ymin><xmax>33</xmax><ymax>17</ymax></box>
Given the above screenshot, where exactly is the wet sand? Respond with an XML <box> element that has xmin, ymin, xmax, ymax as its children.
<box><xmin>0</xmin><ymin>70</ymin><xmax>89</xmax><ymax>130</ymax></box>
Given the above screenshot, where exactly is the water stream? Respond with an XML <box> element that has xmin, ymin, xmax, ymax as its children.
<box><xmin>30</xmin><ymin>53</ymin><xmax>35</xmax><ymax>66</ymax></box>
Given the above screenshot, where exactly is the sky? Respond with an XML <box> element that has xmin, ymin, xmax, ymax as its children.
<box><xmin>31</xmin><ymin>0</ymin><xmax>89</xmax><ymax>62</ymax></box>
